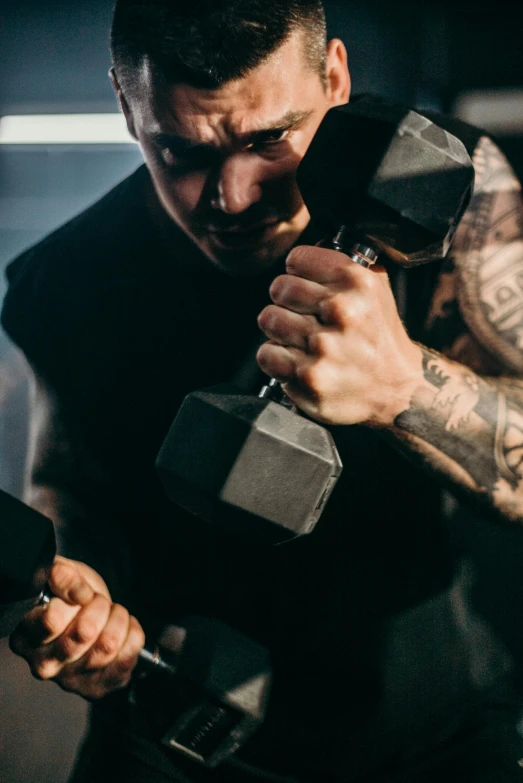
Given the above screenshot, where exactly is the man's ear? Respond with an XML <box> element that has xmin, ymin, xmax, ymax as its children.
<box><xmin>109</xmin><ymin>67</ymin><xmax>138</xmax><ymax>140</ymax></box>
<box><xmin>325</xmin><ymin>39</ymin><xmax>351</xmax><ymax>107</ymax></box>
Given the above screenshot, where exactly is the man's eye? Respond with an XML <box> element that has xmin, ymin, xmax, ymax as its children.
<box><xmin>249</xmin><ymin>130</ymin><xmax>290</xmax><ymax>150</ymax></box>
<box><xmin>263</xmin><ymin>130</ymin><xmax>289</xmax><ymax>144</ymax></box>
<box><xmin>160</xmin><ymin>145</ymin><xmax>217</xmax><ymax>170</ymax></box>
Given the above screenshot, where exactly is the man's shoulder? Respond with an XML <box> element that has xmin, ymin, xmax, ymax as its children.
<box><xmin>1</xmin><ymin>165</ymin><xmax>152</xmax><ymax>358</ymax></box>
<box><xmin>4</xmin><ymin>164</ymin><xmax>149</xmax><ymax>295</ymax></box>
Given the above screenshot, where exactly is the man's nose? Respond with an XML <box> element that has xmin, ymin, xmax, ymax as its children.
<box><xmin>212</xmin><ymin>154</ymin><xmax>263</xmax><ymax>215</ymax></box>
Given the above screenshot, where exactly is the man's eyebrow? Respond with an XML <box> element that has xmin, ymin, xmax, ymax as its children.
<box><xmin>151</xmin><ymin>133</ymin><xmax>206</xmax><ymax>154</ymax></box>
<box><xmin>239</xmin><ymin>109</ymin><xmax>315</xmax><ymax>144</ymax></box>
<box><xmin>151</xmin><ymin>109</ymin><xmax>315</xmax><ymax>153</ymax></box>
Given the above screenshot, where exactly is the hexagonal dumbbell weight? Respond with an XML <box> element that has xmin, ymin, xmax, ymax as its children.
<box><xmin>157</xmin><ymin>382</ymin><xmax>342</xmax><ymax>542</ymax></box>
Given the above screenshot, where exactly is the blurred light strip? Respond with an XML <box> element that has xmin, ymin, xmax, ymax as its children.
<box><xmin>453</xmin><ymin>88</ymin><xmax>523</xmax><ymax>135</ymax></box>
<box><xmin>0</xmin><ymin>113</ymin><xmax>135</xmax><ymax>144</ymax></box>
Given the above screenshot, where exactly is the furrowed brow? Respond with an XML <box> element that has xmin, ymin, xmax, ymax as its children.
<box><xmin>151</xmin><ymin>133</ymin><xmax>206</xmax><ymax>155</ymax></box>
<box><xmin>239</xmin><ymin>109</ymin><xmax>315</xmax><ymax>145</ymax></box>
<box><xmin>151</xmin><ymin>109</ymin><xmax>315</xmax><ymax>153</ymax></box>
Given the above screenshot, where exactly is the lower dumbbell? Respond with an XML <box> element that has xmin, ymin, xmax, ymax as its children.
<box><xmin>132</xmin><ymin>619</ymin><xmax>272</xmax><ymax>767</ymax></box>
<box><xmin>0</xmin><ymin>489</ymin><xmax>271</xmax><ymax>767</ymax></box>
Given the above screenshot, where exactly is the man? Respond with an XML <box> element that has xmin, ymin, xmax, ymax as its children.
<box><xmin>4</xmin><ymin>1</ymin><xmax>523</xmax><ymax>781</ymax></box>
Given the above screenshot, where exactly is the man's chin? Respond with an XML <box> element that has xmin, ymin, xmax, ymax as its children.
<box><xmin>207</xmin><ymin>248</ymin><xmax>282</xmax><ymax>277</ymax></box>
<box><xmin>202</xmin><ymin>230</ymin><xmax>297</xmax><ymax>277</ymax></box>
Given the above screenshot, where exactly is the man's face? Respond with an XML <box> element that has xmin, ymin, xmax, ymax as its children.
<box><xmin>117</xmin><ymin>31</ymin><xmax>350</xmax><ymax>275</ymax></box>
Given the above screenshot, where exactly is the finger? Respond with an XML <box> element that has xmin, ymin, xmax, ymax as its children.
<box><xmin>256</xmin><ymin>341</ymin><xmax>303</xmax><ymax>383</ymax></box>
<box><xmin>269</xmin><ymin>274</ymin><xmax>327</xmax><ymax>315</ymax></box>
<box><xmin>257</xmin><ymin>305</ymin><xmax>319</xmax><ymax>351</ymax></box>
<box><xmin>11</xmin><ymin>595</ymin><xmax>83</xmax><ymax>650</ymax></box>
<box><xmin>286</xmin><ymin>244</ymin><xmax>382</xmax><ymax>287</ymax></box>
<box><xmin>72</xmin><ymin>603</ymin><xmax>130</xmax><ymax>674</ymax></box>
<box><xmin>49</xmin><ymin>557</ymin><xmax>95</xmax><ymax>606</ymax></box>
<box><xmin>32</xmin><ymin>593</ymin><xmax>112</xmax><ymax>679</ymax></box>
<box><xmin>96</xmin><ymin>616</ymin><xmax>145</xmax><ymax>694</ymax></box>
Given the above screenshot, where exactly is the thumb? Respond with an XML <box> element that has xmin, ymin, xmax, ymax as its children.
<box><xmin>48</xmin><ymin>556</ymin><xmax>95</xmax><ymax>606</ymax></box>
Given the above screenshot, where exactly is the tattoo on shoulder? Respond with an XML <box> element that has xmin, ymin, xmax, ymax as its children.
<box><xmin>449</xmin><ymin>136</ymin><xmax>523</xmax><ymax>372</ymax></box>
<box><xmin>472</xmin><ymin>136</ymin><xmax>521</xmax><ymax>194</ymax></box>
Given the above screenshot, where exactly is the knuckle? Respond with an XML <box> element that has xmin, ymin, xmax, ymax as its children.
<box><xmin>73</xmin><ymin>615</ymin><xmax>101</xmax><ymax>646</ymax></box>
<box><xmin>255</xmin><ymin>345</ymin><xmax>270</xmax><ymax>372</ymax></box>
<box><xmin>50</xmin><ymin>562</ymin><xmax>78</xmax><ymax>595</ymax></box>
<box><xmin>297</xmin><ymin>364</ymin><xmax>321</xmax><ymax>394</ymax></box>
<box><xmin>331</xmin><ymin>258</ymin><xmax>353</xmax><ymax>280</ymax></box>
<box><xmin>257</xmin><ymin>305</ymin><xmax>277</xmax><ymax>332</ymax></box>
<box><xmin>269</xmin><ymin>275</ymin><xmax>289</xmax><ymax>303</ymax></box>
<box><xmin>286</xmin><ymin>244</ymin><xmax>313</xmax><ymax>271</ymax></box>
<box><xmin>346</xmin><ymin>261</ymin><xmax>375</xmax><ymax>292</ymax></box>
<box><xmin>94</xmin><ymin>630</ymin><xmax>121</xmax><ymax>659</ymax></box>
<box><xmin>322</xmin><ymin>296</ymin><xmax>349</xmax><ymax>324</ymax></box>
<box><xmin>307</xmin><ymin>331</ymin><xmax>331</xmax><ymax>357</ymax></box>
<box><xmin>355</xmin><ymin>264</ymin><xmax>376</xmax><ymax>288</ymax></box>
<box><xmin>73</xmin><ymin>595</ymin><xmax>111</xmax><ymax>645</ymax></box>
<box><xmin>55</xmin><ymin>633</ymin><xmax>81</xmax><ymax>660</ymax></box>
<box><xmin>33</xmin><ymin>658</ymin><xmax>60</xmax><ymax>681</ymax></box>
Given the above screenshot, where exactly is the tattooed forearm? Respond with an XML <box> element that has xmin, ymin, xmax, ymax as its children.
<box><xmin>394</xmin><ymin>348</ymin><xmax>523</xmax><ymax>521</ymax></box>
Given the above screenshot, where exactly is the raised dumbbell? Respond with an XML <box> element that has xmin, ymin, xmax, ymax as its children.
<box><xmin>0</xmin><ymin>489</ymin><xmax>271</xmax><ymax>767</ymax></box>
<box><xmin>156</xmin><ymin>97</ymin><xmax>475</xmax><ymax>544</ymax></box>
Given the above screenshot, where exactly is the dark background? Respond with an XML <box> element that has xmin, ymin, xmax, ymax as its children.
<box><xmin>0</xmin><ymin>1</ymin><xmax>522</xmax><ymax>781</ymax></box>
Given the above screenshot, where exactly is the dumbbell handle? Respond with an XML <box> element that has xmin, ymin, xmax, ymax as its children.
<box><xmin>39</xmin><ymin>585</ymin><xmax>175</xmax><ymax>675</ymax></box>
<box><xmin>259</xmin><ymin>227</ymin><xmax>379</xmax><ymax>404</ymax></box>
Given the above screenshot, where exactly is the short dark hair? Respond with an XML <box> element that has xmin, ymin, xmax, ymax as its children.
<box><xmin>110</xmin><ymin>0</ymin><xmax>327</xmax><ymax>94</ymax></box>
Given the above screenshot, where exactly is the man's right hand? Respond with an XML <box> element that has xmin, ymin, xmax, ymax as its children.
<box><xmin>9</xmin><ymin>555</ymin><xmax>145</xmax><ymax>700</ymax></box>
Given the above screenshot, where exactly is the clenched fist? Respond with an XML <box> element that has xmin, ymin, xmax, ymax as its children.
<box><xmin>10</xmin><ymin>555</ymin><xmax>145</xmax><ymax>700</ymax></box>
<box><xmin>256</xmin><ymin>244</ymin><xmax>422</xmax><ymax>427</ymax></box>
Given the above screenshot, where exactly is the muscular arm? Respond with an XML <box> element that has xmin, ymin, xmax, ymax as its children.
<box><xmin>392</xmin><ymin>136</ymin><xmax>523</xmax><ymax>522</ymax></box>
<box><xmin>257</xmin><ymin>134</ymin><xmax>523</xmax><ymax>526</ymax></box>
<box><xmin>5</xmin><ymin>365</ymin><xmax>144</xmax><ymax>698</ymax></box>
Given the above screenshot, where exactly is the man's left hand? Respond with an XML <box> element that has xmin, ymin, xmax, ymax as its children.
<box><xmin>256</xmin><ymin>244</ymin><xmax>422</xmax><ymax>427</ymax></box>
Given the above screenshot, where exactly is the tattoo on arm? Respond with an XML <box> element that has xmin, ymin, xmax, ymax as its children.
<box><xmin>391</xmin><ymin>135</ymin><xmax>523</xmax><ymax>522</ymax></box>
<box><xmin>425</xmin><ymin>136</ymin><xmax>523</xmax><ymax>372</ymax></box>
<box><xmin>393</xmin><ymin>347</ymin><xmax>523</xmax><ymax>523</ymax></box>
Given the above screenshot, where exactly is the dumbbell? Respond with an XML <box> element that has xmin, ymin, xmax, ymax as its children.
<box><xmin>156</xmin><ymin>97</ymin><xmax>475</xmax><ymax>544</ymax></box>
<box><xmin>0</xmin><ymin>490</ymin><xmax>271</xmax><ymax>768</ymax></box>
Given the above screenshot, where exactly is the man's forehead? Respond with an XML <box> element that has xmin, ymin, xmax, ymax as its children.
<box><xmin>136</xmin><ymin>57</ymin><xmax>321</xmax><ymax>142</ymax></box>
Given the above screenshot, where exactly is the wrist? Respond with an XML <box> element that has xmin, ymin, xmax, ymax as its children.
<box><xmin>371</xmin><ymin>340</ymin><xmax>423</xmax><ymax>429</ymax></box>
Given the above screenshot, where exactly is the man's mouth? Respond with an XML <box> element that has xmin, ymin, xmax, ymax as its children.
<box><xmin>207</xmin><ymin>219</ymin><xmax>281</xmax><ymax>249</ymax></box>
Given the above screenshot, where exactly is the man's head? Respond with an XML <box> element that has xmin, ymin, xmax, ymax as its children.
<box><xmin>110</xmin><ymin>0</ymin><xmax>350</xmax><ymax>275</ymax></box>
